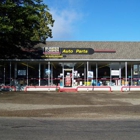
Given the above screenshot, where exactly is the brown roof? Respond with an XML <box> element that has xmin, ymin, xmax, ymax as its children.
<box><xmin>1</xmin><ymin>41</ymin><xmax>140</xmax><ymax>60</ymax></box>
<box><xmin>37</xmin><ymin>41</ymin><xmax>140</xmax><ymax>60</ymax></box>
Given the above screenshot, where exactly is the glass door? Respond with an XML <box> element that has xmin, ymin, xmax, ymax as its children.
<box><xmin>63</xmin><ymin>69</ymin><xmax>73</xmax><ymax>87</ymax></box>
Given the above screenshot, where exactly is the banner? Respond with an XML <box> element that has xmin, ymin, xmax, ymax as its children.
<box><xmin>88</xmin><ymin>71</ymin><xmax>93</xmax><ymax>78</ymax></box>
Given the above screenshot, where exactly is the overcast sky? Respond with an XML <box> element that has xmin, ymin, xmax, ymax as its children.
<box><xmin>44</xmin><ymin>0</ymin><xmax>140</xmax><ymax>41</ymax></box>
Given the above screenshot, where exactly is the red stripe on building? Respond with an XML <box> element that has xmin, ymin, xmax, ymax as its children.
<box><xmin>94</xmin><ymin>50</ymin><xmax>116</xmax><ymax>53</ymax></box>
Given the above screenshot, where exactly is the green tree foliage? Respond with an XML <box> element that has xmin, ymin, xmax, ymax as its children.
<box><xmin>0</xmin><ymin>0</ymin><xmax>54</xmax><ymax>58</ymax></box>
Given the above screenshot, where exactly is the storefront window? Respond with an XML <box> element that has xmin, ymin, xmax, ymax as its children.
<box><xmin>1</xmin><ymin>60</ymin><xmax>139</xmax><ymax>88</ymax></box>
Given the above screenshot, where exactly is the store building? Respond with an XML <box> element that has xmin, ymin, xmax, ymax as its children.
<box><xmin>1</xmin><ymin>41</ymin><xmax>140</xmax><ymax>91</ymax></box>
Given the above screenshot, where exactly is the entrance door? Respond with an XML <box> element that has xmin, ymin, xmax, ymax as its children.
<box><xmin>63</xmin><ymin>69</ymin><xmax>73</xmax><ymax>87</ymax></box>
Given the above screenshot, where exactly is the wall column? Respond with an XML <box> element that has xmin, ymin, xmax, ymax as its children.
<box><xmin>26</xmin><ymin>62</ymin><xmax>28</xmax><ymax>86</ymax></box>
<box><xmin>131</xmin><ymin>65</ymin><xmax>133</xmax><ymax>86</ymax></box>
<box><xmin>4</xmin><ymin>65</ymin><xmax>5</xmax><ymax>85</ymax></box>
<box><xmin>119</xmin><ymin>62</ymin><xmax>122</xmax><ymax>86</ymax></box>
<box><xmin>48</xmin><ymin>61</ymin><xmax>50</xmax><ymax>86</ymax></box>
<box><xmin>96</xmin><ymin>63</ymin><xmax>98</xmax><ymax>86</ymax></box>
<box><xmin>110</xmin><ymin>67</ymin><xmax>112</xmax><ymax>86</ymax></box>
<box><xmin>39</xmin><ymin>63</ymin><xmax>41</xmax><ymax>86</ymax></box>
<box><xmin>84</xmin><ymin>62</ymin><xmax>86</xmax><ymax>85</ymax></box>
<box><xmin>10</xmin><ymin>61</ymin><xmax>11</xmax><ymax>86</ymax></box>
<box><xmin>14</xmin><ymin>63</ymin><xmax>17</xmax><ymax>79</ymax></box>
<box><xmin>87</xmin><ymin>61</ymin><xmax>89</xmax><ymax>85</ymax></box>
<box><xmin>51</xmin><ymin>64</ymin><xmax>53</xmax><ymax>85</ymax></box>
<box><xmin>125</xmin><ymin>62</ymin><xmax>127</xmax><ymax>86</ymax></box>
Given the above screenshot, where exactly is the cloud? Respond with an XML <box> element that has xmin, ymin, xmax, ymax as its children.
<box><xmin>48</xmin><ymin>9</ymin><xmax>78</xmax><ymax>40</ymax></box>
<box><xmin>47</xmin><ymin>0</ymin><xmax>83</xmax><ymax>41</ymax></box>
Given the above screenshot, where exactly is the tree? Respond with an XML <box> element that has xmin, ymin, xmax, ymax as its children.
<box><xmin>0</xmin><ymin>0</ymin><xmax>54</xmax><ymax>58</ymax></box>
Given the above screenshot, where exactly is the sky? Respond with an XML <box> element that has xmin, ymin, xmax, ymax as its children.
<box><xmin>44</xmin><ymin>0</ymin><xmax>140</xmax><ymax>41</ymax></box>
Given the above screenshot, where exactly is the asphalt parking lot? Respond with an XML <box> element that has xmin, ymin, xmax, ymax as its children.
<box><xmin>0</xmin><ymin>91</ymin><xmax>140</xmax><ymax>119</ymax></box>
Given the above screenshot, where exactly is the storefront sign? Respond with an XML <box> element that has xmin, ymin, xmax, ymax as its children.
<box><xmin>41</xmin><ymin>55</ymin><xmax>63</xmax><ymax>58</ymax></box>
<box><xmin>43</xmin><ymin>47</ymin><xmax>60</xmax><ymax>54</ymax></box>
<box><xmin>60</xmin><ymin>48</ymin><xmax>94</xmax><ymax>55</ymax></box>
<box><xmin>42</xmin><ymin>47</ymin><xmax>94</xmax><ymax>57</ymax></box>
<box><xmin>42</xmin><ymin>47</ymin><xmax>63</xmax><ymax>58</ymax></box>
<box><xmin>111</xmin><ymin>70</ymin><xmax>120</xmax><ymax>76</ymax></box>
